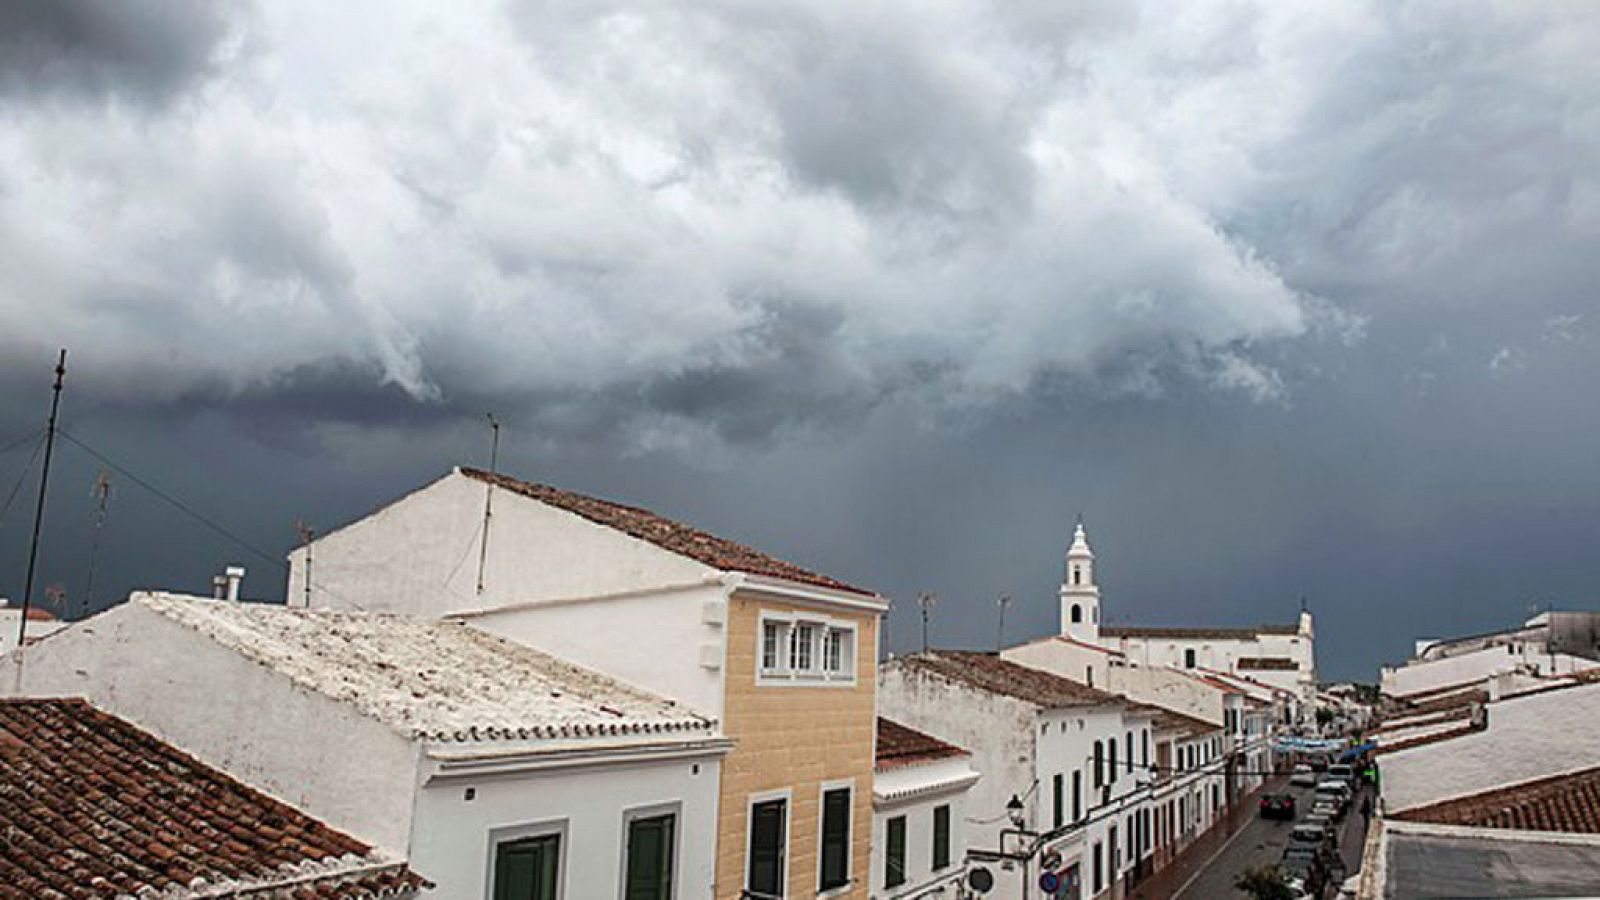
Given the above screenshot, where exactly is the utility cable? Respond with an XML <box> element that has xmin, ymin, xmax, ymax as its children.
<box><xmin>0</xmin><ymin>428</ymin><xmax>43</xmax><ymax>458</ymax></box>
<box><xmin>0</xmin><ymin>433</ymin><xmax>45</xmax><ymax>528</ymax></box>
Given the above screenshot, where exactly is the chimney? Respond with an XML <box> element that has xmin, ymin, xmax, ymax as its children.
<box><xmin>224</xmin><ymin>566</ymin><xmax>245</xmax><ymax>602</ymax></box>
<box><xmin>212</xmin><ymin>574</ymin><xmax>228</xmax><ymax>600</ymax></box>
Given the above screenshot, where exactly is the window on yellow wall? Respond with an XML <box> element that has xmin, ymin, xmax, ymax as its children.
<box><xmin>790</xmin><ymin>623</ymin><xmax>815</xmax><ymax>672</ymax></box>
<box><xmin>762</xmin><ymin>621</ymin><xmax>785</xmax><ymax>674</ymax></box>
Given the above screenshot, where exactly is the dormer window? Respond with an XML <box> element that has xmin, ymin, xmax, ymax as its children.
<box><xmin>759</xmin><ymin>612</ymin><xmax>856</xmax><ymax>686</ymax></box>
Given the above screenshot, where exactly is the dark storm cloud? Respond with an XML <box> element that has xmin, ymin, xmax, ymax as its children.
<box><xmin>0</xmin><ymin>0</ymin><xmax>234</xmax><ymax>103</ymax></box>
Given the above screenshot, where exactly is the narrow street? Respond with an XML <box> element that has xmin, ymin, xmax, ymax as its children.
<box><xmin>1167</xmin><ymin>783</ymin><xmax>1372</xmax><ymax>900</ymax></box>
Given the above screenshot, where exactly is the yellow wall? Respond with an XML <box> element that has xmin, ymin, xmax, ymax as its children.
<box><xmin>716</xmin><ymin>592</ymin><xmax>878</xmax><ymax>899</ymax></box>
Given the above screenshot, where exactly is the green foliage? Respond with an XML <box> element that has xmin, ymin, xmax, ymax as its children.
<box><xmin>1234</xmin><ymin>864</ymin><xmax>1297</xmax><ymax>900</ymax></box>
<box><xmin>1315</xmin><ymin>707</ymin><xmax>1337</xmax><ymax>726</ymax></box>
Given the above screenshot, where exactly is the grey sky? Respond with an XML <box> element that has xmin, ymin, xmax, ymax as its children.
<box><xmin>2</xmin><ymin>0</ymin><xmax>1597</xmax><ymax>681</ymax></box>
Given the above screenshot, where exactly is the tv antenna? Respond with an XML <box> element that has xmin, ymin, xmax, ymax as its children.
<box><xmin>81</xmin><ymin>470</ymin><xmax>113</xmax><ymax>617</ymax></box>
<box><xmin>18</xmin><ymin>349</ymin><xmax>66</xmax><ymax>649</ymax></box>
<box><xmin>475</xmin><ymin>413</ymin><xmax>500</xmax><ymax>595</ymax></box>
<box><xmin>295</xmin><ymin>519</ymin><xmax>316</xmax><ymax>607</ymax></box>
<box><xmin>996</xmin><ymin>593</ymin><xmax>1011</xmax><ymax>652</ymax></box>
<box><xmin>918</xmin><ymin>592</ymin><xmax>937</xmax><ymax>653</ymax></box>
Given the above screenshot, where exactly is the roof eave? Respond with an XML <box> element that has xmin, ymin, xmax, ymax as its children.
<box><xmin>726</xmin><ymin>571</ymin><xmax>888</xmax><ymax>612</ymax></box>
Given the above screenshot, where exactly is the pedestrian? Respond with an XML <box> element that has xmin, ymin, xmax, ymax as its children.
<box><xmin>1361</xmin><ymin>793</ymin><xmax>1373</xmax><ymax>825</ymax></box>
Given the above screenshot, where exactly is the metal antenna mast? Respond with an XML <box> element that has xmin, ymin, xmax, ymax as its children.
<box><xmin>475</xmin><ymin>413</ymin><xmax>500</xmax><ymax>596</ymax></box>
<box><xmin>996</xmin><ymin>593</ymin><xmax>1011</xmax><ymax>652</ymax></box>
<box><xmin>81</xmin><ymin>470</ymin><xmax>112</xmax><ymax>616</ymax></box>
<box><xmin>18</xmin><ymin>349</ymin><xmax>66</xmax><ymax>649</ymax></box>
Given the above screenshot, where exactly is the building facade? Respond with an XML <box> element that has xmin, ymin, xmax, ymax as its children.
<box><xmin>284</xmin><ymin>467</ymin><xmax>886</xmax><ymax>899</ymax></box>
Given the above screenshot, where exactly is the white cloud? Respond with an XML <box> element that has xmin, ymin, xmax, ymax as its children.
<box><xmin>1</xmin><ymin>0</ymin><xmax>1596</xmax><ymax>443</ymax></box>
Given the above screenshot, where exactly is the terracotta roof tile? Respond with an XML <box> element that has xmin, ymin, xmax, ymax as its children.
<box><xmin>0</xmin><ymin>698</ymin><xmax>428</xmax><ymax>899</ymax></box>
<box><xmin>1392</xmin><ymin>765</ymin><xmax>1600</xmax><ymax>833</ymax></box>
<box><xmin>460</xmin><ymin>468</ymin><xmax>874</xmax><ymax>596</ymax></box>
<box><xmin>1102</xmin><ymin>623</ymin><xmax>1300</xmax><ymax>640</ymax></box>
<box><xmin>889</xmin><ymin>650</ymin><xmax>1124</xmax><ymax>709</ymax></box>
<box><xmin>876</xmin><ymin>718</ymin><xmax>969</xmax><ymax>770</ymax></box>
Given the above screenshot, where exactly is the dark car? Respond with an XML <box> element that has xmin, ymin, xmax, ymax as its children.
<box><xmin>1279</xmin><ymin>850</ymin><xmax>1326</xmax><ymax>898</ymax></box>
<box><xmin>1259</xmin><ymin>793</ymin><xmax>1297</xmax><ymax>820</ymax></box>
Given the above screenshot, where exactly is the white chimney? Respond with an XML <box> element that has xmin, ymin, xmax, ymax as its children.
<box><xmin>212</xmin><ymin>574</ymin><xmax>228</xmax><ymax>600</ymax></box>
<box><xmin>224</xmin><ymin>566</ymin><xmax>245</xmax><ymax>602</ymax></box>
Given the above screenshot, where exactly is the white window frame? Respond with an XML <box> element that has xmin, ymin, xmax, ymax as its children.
<box><xmin>815</xmin><ymin>778</ymin><xmax>855</xmax><ymax>898</ymax></box>
<box><xmin>618</xmin><ymin>802</ymin><xmax>681</xmax><ymax>900</ymax></box>
<box><xmin>746</xmin><ymin>788</ymin><xmax>793</xmax><ymax>899</ymax></box>
<box><xmin>756</xmin><ymin>611</ymin><xmax>858</xmax><ymax>686</ymax></box>
<box><xmin>486</xmin><ymin>817</ymin><xmax>568</xmax><ymax>900</ymax></box>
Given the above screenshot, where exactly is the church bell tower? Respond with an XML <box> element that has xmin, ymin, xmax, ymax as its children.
<box><xmin>1060</xmin><ymin>519</ymin><xmax>1100</xmax><ymax>643</ymax></box>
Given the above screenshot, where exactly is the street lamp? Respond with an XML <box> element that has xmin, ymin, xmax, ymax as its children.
<box><xmin>1006</xmin><ymin>794</ymin><xmax>1027</xmax><ymax>829</ymax></box>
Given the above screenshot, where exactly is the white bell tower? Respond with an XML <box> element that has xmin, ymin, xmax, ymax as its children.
<box><xmin>1060</xmin><ymin>519</ymin><xmax>1100</xmax><ymax>643</ymax></box>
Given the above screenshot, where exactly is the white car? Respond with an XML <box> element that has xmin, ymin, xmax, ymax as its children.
<box><xmin>1290</xmin><ymin>764</ymin><xmax>1318</xmax><ymax>787</ymax></box>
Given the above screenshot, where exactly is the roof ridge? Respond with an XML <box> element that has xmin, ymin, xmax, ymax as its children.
<box><xmin>458</xmin><ymin>467</ymin><xmax>875</xmax><ymax>597</ymax></box>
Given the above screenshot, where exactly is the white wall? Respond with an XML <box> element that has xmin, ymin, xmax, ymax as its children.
<box><xmin>4</xmin><ymin>602</ymin><xmax>419</xmax><ymax>853</ymax></box>
<box><xmin>289</xmin><ymin>470</ymin><xmax>717</xmax><ymax>617</ymax></box>
<box><xmin>412</xmin><ymin>754</ymin><xmax>722</xmax><ymax>900</ymax></box>
<box><xmin>0</xmin><ymin>607</ymin><xmax>67</xmax><ymax>656</ymax></box>
<box><xmin>1108</xmin><ymin>664</ymin><xmax>1224</xmax><ymax>726</ymax></box>
<box><xmin>457</xmin><ymin>583</ymin><xmax>727</xmax><ymax>719</ymax></box>
<box><xmin>871</xmin><ymin>759</ymin><xmax>974</xmax><ymax>899</ymax></box>
<box><xmin>1383</xmin><ymin>643</ymin><xmax>1592</xmax><ymax>698</ymax></box>
<box><xmin>1003</xmin><ymin>638</ymin><xmax>1113</xmax><ymax>692</ymax></box>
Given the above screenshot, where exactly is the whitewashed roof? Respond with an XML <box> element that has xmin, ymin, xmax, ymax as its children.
<box><xmin>137</xmin><ymin>592</ymin><xmax>716</xmax><ymax>745</ymax></box>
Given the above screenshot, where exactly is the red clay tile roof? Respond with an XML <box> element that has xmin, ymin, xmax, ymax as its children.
<box><xmin>1102</xmin><ymin>623</ymin><xmax>1300</xmax><ymax>639</ymax></box>
<box><xmin>1237</xmin><ymin>657</ymin><xmax>1298</xmax><ymax>671</ymax></box>
<box><xmin>876</xmin><ymin>718</ymin><xmax>969</xmax><ymax>770</ymax></box>
<box><xmin>1392</xmin><ymin>765</ymin><xmax>1600</xmax><ymax>833</ymax></box>
<box><xmin>1373</xmin><ymin>719</ymin><xmax>1486</xmax><ymax>756</ymax></box>
<box><xmin>1367</xmin><ymin>705</ymin><xmax>1473</xmax><ymax>737</ymax></box>
<box><xmin>890</xmin><ymin>650</ymin><xmax>1124</xmax><ymax>709</ymax></box>
<box><xmin>460</xmin><ymin>467</ymin><xmax>874</xmax><ymax>597</ymax></box>
<box><xmin>0</xmin><ymin>698</ymin><xmax>428</xmax><ymax>899</ymax></box>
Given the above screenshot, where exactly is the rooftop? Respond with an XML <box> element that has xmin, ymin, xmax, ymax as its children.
<box><xmin>1102</xmin><ymin>623</ymin><xmax>1299</xmax><ymax>640</ymax></box>
<box><xmin>0</xmin><ymin>698</ymin><xmax>426</xmax><ymax>899</ymax></box>
<box><xmin>460</xmin><ymin>467</ymin><xmax>873</xmax><ymax>596</ymax></box>
<box><xmin>887</xmin><ymin>650</ymin><xmax>1124</xmax><ymax>710</ymax></box>
<box><xmin>1393</xmin><ymin>765</ymin><xmax>1600</xmax><ymax>833</ymax></box>
<box><xmin>876</xmin><ymin>718</ymin><xmax>970</xmax><ymax>771</ymax></box>
<box><xmin>1381</xmin><ymin>826</ymin><xmax>1600</xmax><ymax>899</ymax></box>
<box><xmin>140</xmin><ymin>593</ymin><xmax>716</xmax><ymax>745</ymax></box>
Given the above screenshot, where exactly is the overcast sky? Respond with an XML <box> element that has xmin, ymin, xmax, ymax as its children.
<box><xmin>2</xmin><ymin>0</ymin><xmax>1597</xmax><ymax>681</ymax></box>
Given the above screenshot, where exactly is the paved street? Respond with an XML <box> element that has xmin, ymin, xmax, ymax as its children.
<box><xmin>1170</xmin><ymin>783</ymin><xmax>1372</xmax><ymax>900</ymax></box>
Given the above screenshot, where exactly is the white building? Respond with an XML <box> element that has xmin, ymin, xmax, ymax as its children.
<box><xmin>0</xmin><ymin>597</ymin><xmax>65</xmax><ymax>655</ymax></box>
<box><xmin>878</xmin><ymin>650</ymin><xmax>1158</xmax><ymax>900</ymax></box>
<box><xmin>1380</xmin><ymin>610</ymin><xmax>1600</xmax><ymax>700</ymax></box>
<box><xmin>872</xmin><ymin>718</ymin><xmax>981</xmax><ymax>899</ymax></box>
<box><xmin>6</xmin><ymin>593</ymin><xmax>730</xmax><ymax>900</ymax></box>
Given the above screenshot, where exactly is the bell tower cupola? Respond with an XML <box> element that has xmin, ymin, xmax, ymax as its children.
<box><xmin>1060</xmin><ymin>518</ymin><xmax>1100</xmax><ymax>643</ymax></box>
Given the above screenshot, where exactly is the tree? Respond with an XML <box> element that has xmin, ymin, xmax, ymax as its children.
<box><xmin>1315</xmin><ymin>707</ymin><xmax>1337</xmax><ymax>727</ymax></box>
<box><xmin>1235</xmin><ymin>865</ymin><xmax>1297</xmax><ymax>900</ymax></box>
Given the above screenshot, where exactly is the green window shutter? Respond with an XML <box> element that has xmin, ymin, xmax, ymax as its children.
<box><xmin>885</xmin><ymin>815</ymin><xmax>907</xmax><ymax>888</ymax></box>
<box><xmin>625</xmin><ymin>813</ymin><xmax>675</xmax><ymax>900</ymax></box>
<box><xmin>748</xmin><ymin>799</ymin><xmax>787</xmax><ymax>897</ymax></box>
<box><xmin>494</xmin><ymin>833</ymin><xmax>561</xmax><ymax>900</ymax></box>
<box><xmin>932</xmin><ymin>805</ymin><xmax>951</xmax><ymax>871</ymax></box>
<box><xmin>819</xmin><ymin>788</ymin><xmax>851</xmax><ymax>891</ymax></box>
<box><xmin>1053</xmin><ymin>773</ymin><xmax>1064</xmax><ymax>829</ymax></box>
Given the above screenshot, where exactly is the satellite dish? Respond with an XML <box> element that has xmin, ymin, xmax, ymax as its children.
<box><xmin>967</xmin><ymin>866</ymin><xmax>995</xmax><ymax>894</ymax></box>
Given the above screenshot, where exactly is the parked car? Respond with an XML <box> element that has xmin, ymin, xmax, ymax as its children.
<box><xmin>1280</xmin><ymin>847</ymin><xmax>1327</xmax><ymax>898</ymax></box>
<box><xmin>1312</xmin><ymin>798</ymin><xmax>1345</xmax><ymax>822</ymax></box>
<box><xmin>1328</xmin><ymin>763</ymin><xmax>1356</xmax><ymax>785</ymax></box>
<box><xmin>1260</xmin><ymin>793</ymin><xmax>1297</xmax><ymax>820</ymax></box>
<box><xmin>1290</xmin><ymin>764</ymin><xmax>1318</xmax><ymax>787</ymax></box>
<box><xmin>1316</xmin><ymin>780</ymin><xmax>1353</xmax><ymax>809</ymax></box>
<box><xmin>1308</xmin><ymin>753</ymin><xmax>1330</xmax><ymax>772</ymax></box>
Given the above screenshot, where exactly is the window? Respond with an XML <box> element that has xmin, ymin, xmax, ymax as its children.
<box><xmin>1093</xmin><ymin>741</ymin><xmax>1103</xmax><ymax>788</ymax></box>
<box><xmin>761</xmin><ymin>621</ymin><xmax>783</xmax><ymax>673</ymax></box>
<box><xmin>1072</xmin><ymin>770</ymin><xmax>1082</xmax><ymax>822</ymax></box>
<box><xmin>494</xmin><ymin>833</ymin><xmax>561</xmax><ymax>900</ymax></box>
<box><xmin>1071</xmin><ymin>603</ymin><xmax>1082</xmax><ymax>623</ymax></box>
<box><xmin>1073</xmin><ymin>567</ymin><xmax>1082</xmax><ymax>585</ymax></box>
<box><xmin>885</xmin><ymin>815</ymin><xmax>907</xmax><ymax>888</ymax></box>
<box><xmin>818</xmin><ymin>787</ymin><xmax>851</xmax><ymax>893</ymax></box>
<box><xmin>1110</xmin><ymin>824</ymin><xmax>1119</xmax><ymax>873</ymax></box>
<box><xmin>758</xmin><ymin>614</ymin><xmax>857</xmax><ymax>685</ymax></box>
<box><xmin>1125</xmin><ymin>732</ymin><xmax>1133</xmax><ymax>773</ymax></box>
<box><xmin>1092</xmin><ymin>842</ymin><xmax>1103</xmax><ymax>893</ymax></box>
<box><xmin>624</xmin><ymin>813</ymin><xmax>675</xmax><ymax>900</ymax></box>
<box><xmin>1109</xmin><ymin>739</ymin><xmax>1118</xmax><ymax>784</ymax></box>
<box><xmin>1142</xmin><ymin>730</ymin><xmax>1149</xmax><ymax>767</ymax></box>
<box><xmin>1053</xmin><ymin>773</ymin><xmax>1064</xmax><ymax>829</ymax></box>
<box><xmin>932</xmin><ymin>805</ymin><xmax>951</xmax><ymax>871</ymax></box>
<box><xmin>1184</xmin><ymin>648</ymin><xmax>1196</xmax><ymax>669</ymax></box>
<box><xmin>823</xmin><ymin>629</ymin><xmax>851</xmax><ymax>675</ymax></box>
<box><xmin>748</xmin><ymin>798</ymin><xmax>787</xmax><ymax>898</ymax></box>
<box><xmin>790</xmin><ymin>623</ymin><xmax>815</xmax><ymax>673</ymax></box>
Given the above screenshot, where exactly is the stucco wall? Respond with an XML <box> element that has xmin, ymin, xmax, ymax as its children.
<box><xmin>871</xmin><ymin>759</ymin><xmax>974</xmax><ymax>899</ymax></box>
<box><xmin>1002</xmin><ymin>638</ymin><xmax>1112</xmax><ymax>692</ymax></box>
<box><xmin>460</xmin><ymin>583</ymin><xmax>727</xmax><ymax>718</ymax></box>
<box><xmin>289</xmin><ymin>470</ymin><xmax>716</xmax><ymax>616</ymax></box>
<box><xmin>4</xmin><ymin>602</ymin><xmax>419</xmax><ymax>853</ymax></box>
<box><xmin>717</xmin><ymin>590</ymin><xmax>878</xmax><ymax>899</ymax></box>
<box><xmin>412</xmin><ymin>753</ymin><xmax>722</xmax><ymax>899</ymax></box>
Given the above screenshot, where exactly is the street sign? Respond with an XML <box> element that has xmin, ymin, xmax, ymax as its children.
<box><xmin>1039</xmin><ymin>870</ymin><xmax>1061</xmax><ymax>894</ymax></box>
